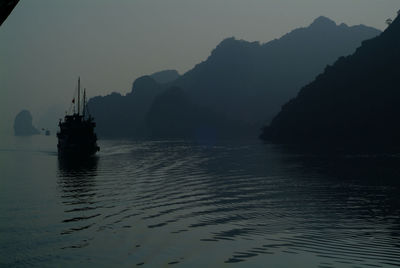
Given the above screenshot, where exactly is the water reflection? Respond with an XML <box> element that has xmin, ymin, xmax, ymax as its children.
<box><xmin>213</xmin><ymin>146</ymin><xmax>400</xmax><ymax>266</ymax></box>
<box><xmin>57</xmin><ymin>156</ymin><xmax>99</xmax><ymax>243</ymax></box>
<box><xmin>53</xmin><ymin>141</ymin><xmax>400</xmax><ymax>267</ymax></box>
<box><xmin>57</xmin><ymin>156</ymin><xmax>99</xmax><ymax>177</ymax></box>
<box><xmin>285</xmin><ymin>151</ymin><xmax>400</xmax><ymax>186</ymax></box>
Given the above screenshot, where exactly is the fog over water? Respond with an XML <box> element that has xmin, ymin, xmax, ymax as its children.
<box><xmin>1</xmin><ymin>0</ymin><xmax>399</xmax><ymax>135</ymax></box>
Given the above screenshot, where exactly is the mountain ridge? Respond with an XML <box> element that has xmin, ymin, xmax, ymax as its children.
<box><xmin>88</xmin><ymin>16</ymin><xmax>381</xmax><ymax>139</ymax></box>
<box><xmin>260</xmin><ymin>15</ymin><xmax>400</xmax><ymax>150</ymax></box>
<box><xmin>170</xmin><ymin>17</ymin><xmax>381</xmax><ymax>125</ymax></box>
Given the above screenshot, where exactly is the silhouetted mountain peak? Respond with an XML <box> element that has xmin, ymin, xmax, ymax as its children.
<box><xmin>88</xmin><ymin>16</ymin><xmax>381</xmax><ymax>139</ymax></box>
<box><xmin>211</xmin><ymin>37</ymin><xmax>260</xmax><ymax>56</ymax></box>
<box><xmin>150</xmin><ymin>70</ymin><xmax>180</xmax><ymax>84</ymax></box>
<box><xmin>261</xmin><ymin>13</ymin><xmax>400</xmax><ymax>149</ymax></box>
<box><xmin>131</xmin><ymin>75</ymin><xmax>159</xmax><ymax>94</ymax></box>
<box><xmin>217</xmin><ymin>37</ymin><xmax>238</xmax><ymax>47</ymax></box>
<box><xmin>310</xmin><ymin>16</ymin><xmax>337</xmax><ymax>28</ymax></box>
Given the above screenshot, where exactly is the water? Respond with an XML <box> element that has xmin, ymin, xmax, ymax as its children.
<box><xmin>1</xmin><ymin>136</ymin><xmax>400</xmax><ymax>267</ymax></box>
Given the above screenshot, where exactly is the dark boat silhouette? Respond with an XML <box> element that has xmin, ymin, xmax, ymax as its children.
<box><xmin>57</xmin><ymin>78</ymin><xmax>99</xmax><ymax>156</ymax></box>
<box><xmin>42</xmin><ymin>128</ymin><xmax>51</xmax><ymax>136</ymax></box>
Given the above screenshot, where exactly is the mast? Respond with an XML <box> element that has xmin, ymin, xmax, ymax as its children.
<box><xmin>83</xmin><ymin>88</ymin><xmax>86</xmax><ymax>118</ymax></box>
<box><xmin>78</xmin><ymin>77</ymin><xmax>80</xmax><ymax>115</ymax></box>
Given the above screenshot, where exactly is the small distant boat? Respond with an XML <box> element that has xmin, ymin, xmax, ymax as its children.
<box><xmin>57</xmin><ymin>77</ymin><xmax>99</xmax><ymax>156</ymax></box>
<box><xmin>41</xmin><ymin>128</ymin><xmax>51</xmax><ymax>136</ymax></box>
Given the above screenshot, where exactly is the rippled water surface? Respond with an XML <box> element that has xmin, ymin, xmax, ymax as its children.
<box><xmin>1</xmin><ymin>136</ymin><xmax>400</xmax><ymax>267</ymax></box>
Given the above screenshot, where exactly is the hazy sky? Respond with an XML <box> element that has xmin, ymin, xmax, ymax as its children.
<box><xmin>0</xmin><ymin>0</ymin><xmax>398</xmax><ymax>135</ymax></box>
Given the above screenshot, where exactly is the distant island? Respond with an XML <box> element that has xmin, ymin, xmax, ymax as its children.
<box><xmin>261</xmin><ymin>14</ymin><xmax>400</xmax><ymax>151</ymax></box>
<box><xmin>88</xmin><ymin>16</ymin><xmax>381</xmax><ymax>139</ymax></box>
<box><xmin>14</xmin><ymin>110</ymin><xmax>40</xmax><ymax>136</ymax></box>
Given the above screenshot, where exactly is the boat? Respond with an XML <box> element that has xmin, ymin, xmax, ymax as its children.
<box><xmin>57</xmin><ymin>77</ymin><xmax>100</xmax><ymax>156</ymax></box>
<box><xmin>41</xmin><ymin>128</ymin><xmax>51</xmax><ymax>136</ymax></box>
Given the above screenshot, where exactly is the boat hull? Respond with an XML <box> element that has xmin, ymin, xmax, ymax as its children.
<box><xmin>57</xmin><ymin>114</ymin><xmax>100</xmax><ymax>157</ymax></box>
<box><xmin>57</xmin><ymin>141</ymin><xmax>99</xmax><ymax>157</ymax></box>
